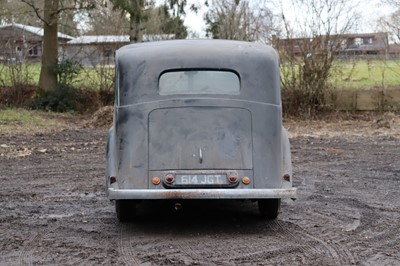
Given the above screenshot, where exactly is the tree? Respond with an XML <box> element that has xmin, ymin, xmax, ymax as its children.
<box><xmin>378</xmin><ymin>1</ymin><xmax>400</xmax><ymax>43</ymax></box>
<box><xmin>159</xmin><ymin>0</ymin><xmax>188</xmax><ymax>38</ymax></box>
<box><xmin>110</xmin><ymin>0</ymin><xmax>150</xmax><ymax>42</ymax></box>
<box><xmin>20</xmin><ymin>0</ymin><xmax>59</xmax><ymax>92</ymax></box>
<box><xmin>274</xmin><ymin>0</ymin><xmax>360</xmax><ymax>115</ymax></box>
<box><xmin>377</xmin><ymin>0</ymin><xmax>400</xmax><ymax>106</ymax></box>
<box><xmin>84</xmin><ymin>1</ymin><xmax>131</xmax><ymax>35</ymax></box>
<box><xmin>110</xmin><ymin>0</ymin><xmax>188</xmax><ymax>42</ymax></box>
<box><xmin>0</xmin><ymin>0</ymin><xmax>43</xmax><ymax>26</ymax></box>
<box><xmin>1</xmin><ymin>0</ymin><xmax>79</xmax><ymax>36</ymax></box>
<box><xmin>144</xmin><ymin>4</ymin><xmax>187</xmax><ymax>38</ymax></box>
<box><xmin>21</xmin><ymin>0</ymin><xmax>96</xmax><ymax>92</ymax></box>
<box><xmin>204</xmin><ymin>0</ymin><xmax>275</xmax><ymax>42</ymax></box>
<box><xmin>58</xmin><ymin>7</ymin><xmax>80</xmax><ymax>36</ymax></box>
<box><xmin>40</xmin><ymin>0</ymin><xmax>59</xmax><ymax>92</ymax></box>
<box><xmin>166</xmin><ymin>0</ymin><xmax>186</xmax><ymax>17</ymax></box>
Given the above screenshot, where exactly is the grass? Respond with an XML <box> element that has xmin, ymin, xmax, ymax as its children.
<box><xmin>75</xmin><ymin>66</ymin><xmax>114</xmax><ymax>91</ymax></box>
<box><xmin>0</xmin><ymin>108</ymin><xmax>69</xmax><ymax>134</ymax></box>
<box><xmin>0</xmin><ymin>63</ymin><xmax>114</xmax><ymax>90</ymax></box>
<box><xmin>331</xmin><ymin>60</ymin><xmax>400</xmax><ymax>89</ymax></box>
<box><xmin>0</xmin><ymin>63</ymin><xmax>40</xmax><ymax>87</ymax></box>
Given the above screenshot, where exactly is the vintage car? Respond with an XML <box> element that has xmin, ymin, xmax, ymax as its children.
<box><xmin>106</xmin><ymin>39</ymin><xmax>297</xmax><ymax>221</ymax></box>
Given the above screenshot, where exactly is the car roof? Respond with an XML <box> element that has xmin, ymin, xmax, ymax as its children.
<box><xmin>117</xmin><ymin>39</ymin><xmax>277</xmax><ymax>62</ymax></box>
<box><xmin>116</xmin><ymin>40</ymin><xmax>281</xmax><ymax>106</ymax></box>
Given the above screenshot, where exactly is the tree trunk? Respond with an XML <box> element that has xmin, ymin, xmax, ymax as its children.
<box><xmin>129</xmin><ymin>11</ymin><xmax>142</xmax><ymax>43</ymax></box>
<box><xmin>39</xmin><ymin>0</ymin><xmax>59</xmax><ymax>92</ymax></box>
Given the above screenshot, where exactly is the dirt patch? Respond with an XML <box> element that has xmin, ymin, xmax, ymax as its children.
<box><xmin>285</xmin><ymin>112</ymin><xmax>400</xmax><ymax>138</ymax></box>
<box><xmin>0</xmin><ymin>114</ymin><xmax>399</xmax><ymax>265</ymax></box>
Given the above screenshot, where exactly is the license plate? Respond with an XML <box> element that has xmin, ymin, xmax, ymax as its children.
<box><xmin>175</xmin><ymin>174</ymin><xmax>227</xmax><ymax>185</ymax></box>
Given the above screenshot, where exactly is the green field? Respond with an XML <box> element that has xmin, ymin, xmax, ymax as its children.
<box><xmin>0</xmin><ymin>63</ymin><xmax>114</xmax><ymax>90</ymax></box>
<box><xmin>1</xmin><ymin>60</ymin><xmax>400</xmax><ymax>90</ymax></box>
<box><xmin>331</xmin><ymin>60</ymin><xmax>400</xmax><ymax>88</ymax></box>
<box><xmin>0</xmin><ymin>63</ymin><xmax>40</xmax><ymax>87</ymax></box>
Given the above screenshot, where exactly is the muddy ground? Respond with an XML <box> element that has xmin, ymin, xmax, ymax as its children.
<box><xmin>0</xmin><ymin>113</ymin><xmax>399</xmax><ymax>266</ymax></box>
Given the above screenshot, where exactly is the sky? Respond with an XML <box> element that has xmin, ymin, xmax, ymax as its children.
<box><xmin>181</xmin><ymin>0</ymin><xmax>207</xmax><ymax>37</ymax></box>
<box><xmin>181</xmin><ymin>0</ymin><xmax>394</xmax><ymax>37</ymax></box>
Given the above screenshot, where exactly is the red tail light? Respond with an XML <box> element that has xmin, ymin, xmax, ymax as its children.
<box><xmin>229</xmin><ymin>175</ymin><xmax>238</xmax><ymax>183</ymax></box>
<box><xmin>165</xmin><ymin>174</ymin><xmax>174</xmax><ymax>183</ymax></box>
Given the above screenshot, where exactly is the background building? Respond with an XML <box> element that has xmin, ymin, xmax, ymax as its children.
<box><xmin>0</xmin><ymin>23</ymin><xmax>73</xmax><ymax>63</ymax></box>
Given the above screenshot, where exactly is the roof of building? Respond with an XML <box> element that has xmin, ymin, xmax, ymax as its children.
<box><xmin>66</xmin><ymin>34</ymin><xmax>175</xmax><ymax>44</ymax></box>
<box><xmin>67</xmin><ymin>35</ymin><xmax>128</xmax><ymax>44</ymax></box>
<box><xmin>0</xmin><ymin>23</ymin><xmax>74</xmax><ymax>40</ymax></box>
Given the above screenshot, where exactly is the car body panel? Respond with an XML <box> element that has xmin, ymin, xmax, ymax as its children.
<box><xmin>106</xmin><ymin>40</ymin><xmax>297</xmax><ymax>201</ymax></box>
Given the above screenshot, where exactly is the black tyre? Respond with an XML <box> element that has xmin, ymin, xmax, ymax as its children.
<box><xmin>258</xmin><ymin>199</ymin><xmax>281</xmax><ymax>219</ymax></box>
<box><xmin>115</xmin><ymin>200</ymin><xmax>136</xmax><ymax>222</ymax></box>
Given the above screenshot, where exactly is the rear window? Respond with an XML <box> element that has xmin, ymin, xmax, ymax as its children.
<box><xmin>159</xmin><ymin>70</ymin><xmax>240</xmax><ymax>95</ymax></box>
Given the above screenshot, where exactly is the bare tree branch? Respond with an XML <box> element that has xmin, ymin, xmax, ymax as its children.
<box><xmin>275</xmin><ymin>0</ymin><xmax>361</xmax><ymax>115</ymax></box>
<box><xmin>20</xmin><ymin>0</ymin><xmax>48</xmax><ymax>25</ymax></box>
<box><xmin>205</xmin><ymin>0</ymin><xmax>275</xmax><ymax>43</ymax></box>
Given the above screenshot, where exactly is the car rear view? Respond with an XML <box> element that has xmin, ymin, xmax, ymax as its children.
<box><xmin>106</xmin><ymin>40</ymin><xmax>297</xmax><ymax>221</ymax></box>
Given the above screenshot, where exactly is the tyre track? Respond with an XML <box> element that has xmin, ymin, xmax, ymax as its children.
<box><xmin>18</xmin><ymin>234</ymin><xmax>36</xmax><ymax>266</ymax></box>
<box><xmin>19</xmin><ymin>230</ymin><xmax>86</xmax><ymax>266</ymax></box>
<box><xmin>245</xmin><ymin>220</ymin><xmax>331</xmax><ymax>264</ymax></box>
<box><xmin>171</xmin><ymin>222</ymin><xmax>311</xmax><ymax>265</ymax></box>
<box><xmin>177</xmin><ymin>240</ymin><xmax>217</xmax><ymax>266</ymax></box>
<box><xmin>275</xmin><ymin>220</ymin><xmax>357</xmax><ymax>265</ymax></box>
<box><xmin>118</xmin><ymin>223</ymin><xmax>140</xmax><ymax>266</ymax></box>
<box><xmin>226</xmin><ymin>244</ymin><xmax>305</xmax><ymax>265</ymax></box>
<box><xmin>270</xmin><ymin>220</ymin><xmax>322</xmax><ymax>258</ymax></box>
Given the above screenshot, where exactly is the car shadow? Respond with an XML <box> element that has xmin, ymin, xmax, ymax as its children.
<box><xmin>116</xmin><ymin>199</ymin><xmax>286</xmax><ymax>235</ymax></box>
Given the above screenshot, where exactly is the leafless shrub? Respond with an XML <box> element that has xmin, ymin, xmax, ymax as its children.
<box><xmin>0</xmin><ymin>53</ymin><xmax>34</xmax><ymax>106</ymax></box>
<box><xmin>274</xmin><ymin>0</ymin><xmax>360</xmax><ymax>117</ymax></box>
<box><xmin>61</xmin><ymin>43</ymin><xmax>114</xmax><ymax>106</ymax></box>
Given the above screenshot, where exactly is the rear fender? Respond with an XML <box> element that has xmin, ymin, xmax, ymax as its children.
<box><xmin>106</xmin><ymin>127</ymin><xmax>118</xmax><ymax>194</ymax></box>
<box><xmin>281</xmin><ymin>127</ymin><xmax>293</xmax><ymax>189</ymax></box>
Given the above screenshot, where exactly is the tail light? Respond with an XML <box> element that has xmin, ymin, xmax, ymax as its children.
<box><xmin>164</xmin><ymin>174</ymin><xmax>174</xmax><ymax>184</ymax></box>
<box><xmin>228</xmin><ymin>174</ymin><xmax>238</xmax><ymax>183</ymax></box>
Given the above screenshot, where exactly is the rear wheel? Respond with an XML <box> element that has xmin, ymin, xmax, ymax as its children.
<box><xmin>115</xmin><ymin>200</ymin><xmax>136</xmax><ymax>222</ymax></box>
<box><xmin>258</xmin><ymin>199</ymin><xmax>281</xmax><ymax>219</ymax></box>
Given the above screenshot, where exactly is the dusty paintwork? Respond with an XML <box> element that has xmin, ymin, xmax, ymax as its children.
<box><xmin>106</xmin><ymin>39</ymin><xmax>297</xmax><ymax>220</ymax></box>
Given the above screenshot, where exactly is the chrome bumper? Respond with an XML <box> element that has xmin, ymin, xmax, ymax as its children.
<box><xmin>107</xmin><ymin>188</ymin><xmax>297</xmax><ymax>200</ymax></box>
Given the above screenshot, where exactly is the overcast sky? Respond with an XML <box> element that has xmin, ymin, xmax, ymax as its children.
<box><xmin>181</xmin><ymin>0</ymin><xmax>394</xmax><ymax>37</ymax></box>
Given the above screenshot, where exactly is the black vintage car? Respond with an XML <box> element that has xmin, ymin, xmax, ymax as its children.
<box><xmin>106</xmin><ymin>40</ymin><xmax>297</xmax><ymax>221</ymax></box>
